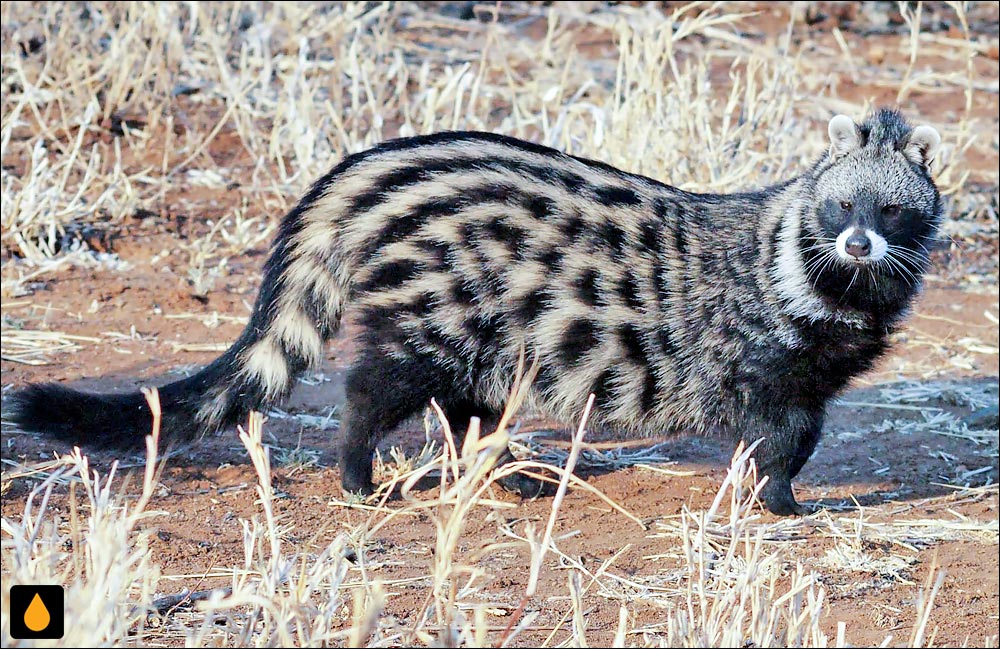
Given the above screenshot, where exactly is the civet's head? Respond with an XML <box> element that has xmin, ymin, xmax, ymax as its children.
<box><xmin>804</xmin><ymin>109</ymin><xmax>943</xmax><ymax>305</ymax></box>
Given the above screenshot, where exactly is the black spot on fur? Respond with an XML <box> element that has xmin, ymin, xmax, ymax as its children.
<box><xmin>461</xmin><ymin>221</ymin><xmax>477</xmax><ymax>244</ymax></box>
<box><xmin>653</xmin><ymin>262</ymin><xmax>671</xmax><ymax>305</ymax></box>
<box><xmin>640</xmin><ymin>368</ymin><xmax>657</xmax><ymax>413</ymax></box>
<box><xmin>525</xmin><ymin>195</ymin><xmax>556</xmax><ymax>220</ymax></box>
<box><xmin>485</xmin><ymin>216</ymin><xmax>527</xmax><ymax>260</ymax></box>
<box><xmin>451</xmin><ymin>280</ymin><xmax>477</xmax><ymax>305</ymax></box>
<box><xmin>591</xmin><ymin>368</ymin><xmax>616</xmax><ymax>409</ymax></box>
<box><xmin>536</xmin><ymin>246</ymin><xmax>563</xmax><ymax>271</ymax></box>
<box><xmin>600</xmin><ymin>222</ymin><xmax>627</xmax><ymax>260</ymax></box>
<box><xmin>465</xmin><ymin>313</ymin><xmax>499</xmax><ymax>342</ymax></box>
<box><xmin>416</xmin><ymin>238</ymin><xmax>451</xmax><ymax>269</ymax></box>
<box><xmin>575</xmin><ymin>269</ymin><xmax>601</xmax><ymax>306</ymax></box>
<box><xmin>558</xmin><ymin>319</ymin><xmax>599</xmax><ymax>366</ymax></box>
<box><xmin>349</xmin><ymin>158</ymin><xmax>491</xmax><ymax>214</ymax></box>
<box><xmin>595</xmin><ymin>186</ymin><xmax>642</xmax><ymax>207</ymax></box>
<box><xmin>639</xmin><ymin>219</ymin><xmax>661</xmax><ymax>255</ymax></box>
<box><xmin>654</xmin><ymin>198</ymin><xmax>691</xmax><ymax>257</ymax></box>
<box><xmin>656</xmin><ymin>328</ymin><xmax>680</xmax><ymax>358</ymax></box>
<box><xmin>514</xmin><ymin>289</ymin><xmax>548</xmax><ymax>325</ymax></box>
<box><xmin>351</xmin><ymin>165</ymin><xmax>431</xmax><ymax>213</ymax></box>
<box><xmin>470</xmin><ymin>183</ymin><xmax>517</xmax><ymax>204</ymax></box>
<box><xmin>356</xmin><ymin>258</ymin><xmax>418</xmax><ymax>293</ymax></box>
<box><xmin>560</xmin><ymin>214</ymin><xmax>587</xmax><ymax>241</ymax></box>
<box><xmin>365</xmin><ymin>198</ymin><xmax>460</xmax><ymax>260</ymax></box>
<box><xmin>407</xmin><ymin>292</ymin><xmax>435</xmax><ymax>318</ymax></box>
<box><xmin>303</xmin><ymin>290</ymin><xmax>335</xmax><ymax>339</ymax></box>
<box><xmin>653</xmin><ymin>197</ymin><xmax>670</xmax><ymax>220</ymax></box>
<box><xmin>618</xmin><ymin>271</ymin><xmax>643</xmax><ymax>310</ymax></box>
<box><xmin>516</xmin><ymin>162</ymin><xmax>558</xmax><ymax>184</ymax></box>
<box><xmin>766</xmin><ymin>223</ymin><xmax>782</xmax><ymax>270</ymax></box>
<box><xmin>301</xmin><ymin>296</ymin><xmax>328</xmax><ymax>337</ymax></box>
<box><xmin>672</xmin><ymin>218</ymin><xmax>687</xmax><ymax>255</ymax></box>
<box><xmin>534</xmin><ymin>364</ymin><xmax>557</xmax><ymax>393</ymax></box>
<box><xmin>618</xmin><ymin>324</ymin><xmax>647</xmax><ymax>365</ymax></box>
<box><xmin>470</xmin><ymin>246</ymin><xmax>504</xmax><ymax>298</ymax></box>
<box><xmin>558</xmin><ymin>171</ymin><xmax>587</xmax><ymax>192</ymax></box>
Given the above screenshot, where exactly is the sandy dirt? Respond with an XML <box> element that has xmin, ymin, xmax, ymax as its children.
<box><xmin>2</xmin><ymin>2</ymin><xmax>998</xmax><ymax>646</ymax></box>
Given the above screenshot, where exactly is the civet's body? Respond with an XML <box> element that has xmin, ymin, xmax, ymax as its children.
<box><xmin>9</xmin><ymin>109</ymin><xmax>943</xmax><ymax>515</ymax></box>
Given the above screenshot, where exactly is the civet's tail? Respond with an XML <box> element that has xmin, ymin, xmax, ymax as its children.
<box><xmin>6</xmin><ymin>171</ymin><xmax>353</xmax><ymax>450</ymax></box>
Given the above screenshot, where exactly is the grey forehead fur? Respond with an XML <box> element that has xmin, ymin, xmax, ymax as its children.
<box><xmin>856</xmin><ymin>108</ymin><xmax>914</xmax><ymax>150</ymax></box>
<box><xmin>813</xmin><ymin>108</ymin><xmax>940</xmax><ymax>214</ymax></box>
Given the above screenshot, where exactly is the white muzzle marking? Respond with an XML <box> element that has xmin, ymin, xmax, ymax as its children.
<box><xmin>865</xmin><ymin>228</ymin><xmax>887</xmax><ymax>262</ymax></box>
<box><xmin>835</xmin><ymin>227</ymin><xmax>887</xmax><ymax>263</ymax></box>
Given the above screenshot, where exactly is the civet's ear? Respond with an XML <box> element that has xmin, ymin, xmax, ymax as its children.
<box><xmin>827</xmin><ymin>114</ymin><xmax>861</xmax><ymax>160</ymax></box>
<box><xmin>902</xmin><ymin>124</ymin><xmax>942</xmax><ymax>169</ymax></box>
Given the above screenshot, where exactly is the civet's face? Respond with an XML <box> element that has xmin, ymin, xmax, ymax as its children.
<box><xmin>815</xmin><ymin>162</ymin><xmax>938</xmax><ymax>270</ymax></box>
<box><xmin>808</xmin><ymin>114</ymin><xmax>941</xmax><ymax>286</ymax></box>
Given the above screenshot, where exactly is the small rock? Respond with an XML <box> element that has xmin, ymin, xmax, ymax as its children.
<box><xmin>965</xmin><ymin>404</ymin><xmax>999</xmax><ymax>431</ymax></box>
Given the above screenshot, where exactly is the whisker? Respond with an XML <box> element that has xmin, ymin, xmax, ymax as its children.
<box><xmin>887</xmin><ymin>247</ymin><xmax>926</xmax><ymax>272</ymax></box>
<box><xmin>804</xmin><ymin>248</ymin><xmax>839</xmax><ymax>285</ymax></box>
<box><xmin>802</xmin><ymin>245</ymin><xmax>834</xmax><ymax>271</ymax></box>
<box><xmin>817</xmin><ymin>253</ymin><xmax>841</xmax><ymax>283</ymax></box>
<box><xmin>839</xmin><ymin>268</ymin><xmax>860</xmax><ymax>304</ymax></box>
<box><xmin>887</xmin><ymin>243</ymin><xmax>928</xmax><ymax>261</ymax></box>
<box><xmin>887</xmin><ymin>250</ymin><xmax>929</xmax><ymax>270</ymax></box>
<box><xmin>802</xmin><ymin>249</ymin><xmax>833</xmax><ymax>275</ymax></box>
<box><xmin>866</xmin><ymin>265</ymin><xmax>877</xmax><ymax>287</ymax></box>
<box><xmin>882</xmin><ymin>251</ymin><xmax>918</xmax><ymax>286</ymax></box>
<box><xmin>922</xmin><ymin>233</ymin><xmax>956</xmax><ymax>246</ymax></box>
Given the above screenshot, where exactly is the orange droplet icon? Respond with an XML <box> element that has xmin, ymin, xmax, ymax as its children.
<box><xmin>24</xmin><ymin>592</ymin><xmax>51</xmax><ymax>632</ymax></box>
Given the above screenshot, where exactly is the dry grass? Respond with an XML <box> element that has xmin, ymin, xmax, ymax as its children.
<box><xmin>0</xmin><ymin>328</ymin><xmax>103</xmax><ymax>365</ymax></box>
<box><xmin>5</xmin><ymin>397</ymin><xmax>991</xmax><ymax>646</ymax></box>
<box><xmin>2</xmin><ymin>2</ymin><xmax>995</xmax><ymax>290</ymax></box>
<box><xmin>2</xmin><ymin>1</ymin><xmax>998</xmax><ymax>647</ymax></box>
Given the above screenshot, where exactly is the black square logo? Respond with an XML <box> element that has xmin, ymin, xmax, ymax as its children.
<box><xmin>9</xmin><ymin>585</ymin><xmax>65</xmax><ymax>639</ymax></box>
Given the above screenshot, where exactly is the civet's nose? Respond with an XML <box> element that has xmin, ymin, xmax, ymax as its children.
<box><xmin>845</xmin><ymin>231</ymin><xmax>871</xmax><ymax>259</ymax></box>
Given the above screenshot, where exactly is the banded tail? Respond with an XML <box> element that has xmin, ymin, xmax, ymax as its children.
<box><xmin>5</xmin><ymin>170</ymin><xmax>352</xmax><ymax>450</ymax></box>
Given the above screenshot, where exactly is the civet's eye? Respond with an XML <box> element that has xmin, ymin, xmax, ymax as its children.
<box><xmin>882</xmin><ymin>204</ymin><xmax>901</xmax><ymax>218</ymax></box>
<box><xmin>840</xmin><ymin>201</ymin><xmax>853</xmax><ymax>211</ymax></box>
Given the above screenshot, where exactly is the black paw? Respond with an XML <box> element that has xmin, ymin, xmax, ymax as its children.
<box><xmin>493</xmin><ymin>448</ymin><xmax>559</xmax><ymax>498</ymax></box>
<box><xmin>340</xmin><ymin>472</ymin><xmax>376</xmax><ymax>498</ymax></box>
<box><xmin>495</xmin><ymin>470</ymin><xmax>557</xmax><ymax>499</ymax></box>
<box><xmin>759</xmin><ymin>479</ymin><xmax>808</xmax><ymax>516</ymax></box>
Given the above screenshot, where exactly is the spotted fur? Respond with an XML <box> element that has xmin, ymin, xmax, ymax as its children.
<box><xmin>6</xmin><ymin>108</ymin><xmax>943</xmax><ymax>515</ymax></box>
